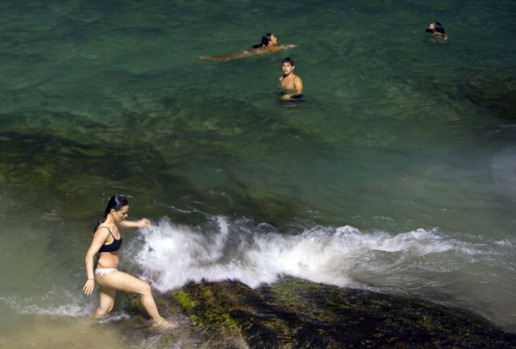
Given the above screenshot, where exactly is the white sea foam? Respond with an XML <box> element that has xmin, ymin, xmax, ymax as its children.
<box><xmin>131</xmin><ymin>216</ymin><xmax>505</xmax><ymax>294</ymax></box>
<box><xmin>124</xmin><ymin>216</ymin><xmax>516</xmax><ymax>331</ymax></box>
<box><xmin>131</xmin><ymin>215</ymin><xmax>516</xmax><ymax>332</ymax></box>
<box><xmin>2</xmin><ymin>295</ymin><xmax>89</xmax><ymax>318</ymax></box>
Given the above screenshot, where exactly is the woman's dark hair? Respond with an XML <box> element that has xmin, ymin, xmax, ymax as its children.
<box><xmin>434</xmin><ymin>22</ymin><xmax>445</xmax><ymax>34</ymax></box>
<box><xmin>252</xmin><ymin>33</ymin><xmax>273</xmax><ymax>49</ymax></box>
<box><xmin>93</xmin><ymin>194</ymin><xmax>129</xmax><ymax>232</ymax></box>
<box><xmin>426</xmin><ymin>22</ymin><xmax>445</xmax><ymax>34</ymax></box>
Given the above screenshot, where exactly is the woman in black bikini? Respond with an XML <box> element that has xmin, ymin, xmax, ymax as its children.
<box><xmin>83</xmin><ymin>194</ymin><xmax>175</xmax><ymax>328</ymax></box>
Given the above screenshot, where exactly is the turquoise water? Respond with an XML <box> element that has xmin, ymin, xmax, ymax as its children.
<box><xmin>1</xmin><ymin>0</ymin><xmax>515</xmax><ymax>347</ymax></box>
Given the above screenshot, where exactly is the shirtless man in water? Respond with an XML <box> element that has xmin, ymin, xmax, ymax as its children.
<box><xmin>279</xmin><ymin>57</ymin><xmax>303</xmax><ymax>100</ymax></box>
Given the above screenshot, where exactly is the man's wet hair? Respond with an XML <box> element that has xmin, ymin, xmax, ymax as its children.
<box><xmin>282</xmin><ymin>57</ymin><xmax>295</xmax><ymax>66</ymax></box>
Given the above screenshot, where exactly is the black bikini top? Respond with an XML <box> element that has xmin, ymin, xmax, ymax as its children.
<box><xmin>97</xmin><ymin>226</ymin><xmax>122</xmax><ymax>253</ymax></box>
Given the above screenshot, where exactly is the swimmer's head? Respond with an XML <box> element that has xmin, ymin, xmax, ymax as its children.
<box><xmin>94</xmin><ymin>194</ymin><xmax>129</xmax><ymax>232</ymax></box>
<box><xmin>262</xmin><ymin>33</ymin><xmax>273</xmax><ymax>45</ymax></box>
<box><xmin>253</xmin><ymin>33</ymin><xmax>277</xmax><ymax>48</ymax></box>
<box><xmin>282</xmin><ymin>57</ymin><xmax>295</xmax><ymax>75</ymax></box>
<box><xmin>426</xmin><ymin>22</ymin><xmax>445</xmax><ymax>34</ymax></box>
<box><xmin>263</xmin><ymin>33</ymin><xmax>278</xmax><ymax>46</ymax></box>
<box><xmin>282</xmin><ymin>57</ymin><xmax>295</xmax><ymax>66</ymax></box>
<box><xmin>104</xmin><ymin>195</ymin><xmax>129</xmax><ymax>217</ymax></box>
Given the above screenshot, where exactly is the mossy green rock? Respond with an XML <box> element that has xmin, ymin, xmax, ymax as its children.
<box><xmin>163</xmin><ymin>277</ymin><xmax>515</xmax><ymax>348</ymax></box>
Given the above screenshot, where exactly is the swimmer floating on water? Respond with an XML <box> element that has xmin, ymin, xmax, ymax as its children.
<box><xmin>279</xmin><ymin>57</ymin><xmax>303</xmax><ymax>100</ymax></box>
<box><xmin>426</xmin><ymin>21</ymin><xmax>448</xmax><ymax>41</ymax></box>
<box><xmin>199</xmin><ymin>33</ymin><xmax>296</xmax><ymax>62</ymax></box>
<box><xmin>83</xmin><ymin>194</ymin><xmax>176</xmax><ymax>329</ymax></box>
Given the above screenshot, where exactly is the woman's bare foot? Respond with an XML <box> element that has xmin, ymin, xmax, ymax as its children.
<box><xmin>153</xmin><ymin>318</ymin><xmax>178</xmax><ymax>329</ymax></box>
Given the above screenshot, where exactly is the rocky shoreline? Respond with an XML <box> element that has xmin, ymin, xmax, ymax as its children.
<box><xmin>127</xmin><ymin>277</ymin><xmax>516</xmax><ymax>348</ymax></box>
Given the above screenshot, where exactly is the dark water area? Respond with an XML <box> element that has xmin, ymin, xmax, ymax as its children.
<box><xmin>0</xmin><ymin>0</ymin><xmax>515</xmax><ymax>347</ymax></box>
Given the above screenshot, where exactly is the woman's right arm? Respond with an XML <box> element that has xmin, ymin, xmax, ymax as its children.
<box><xmin>83</xmin><ymin>229</ymin><xmax>109</xmax><ymax>296</ymax></box>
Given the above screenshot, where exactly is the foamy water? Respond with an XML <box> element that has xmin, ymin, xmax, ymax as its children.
<box><xmin>131</xmin><ymin>216</ymin><xmax>516</xmax><ymax>331</ymax></box>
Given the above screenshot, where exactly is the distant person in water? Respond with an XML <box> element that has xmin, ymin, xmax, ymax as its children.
<box><xmin>83</xmin><ymin>194</ymin><xmax>176</xmax><ymax>329</ymax></box>
<box><xmin>199</xmin><ymin>33</ymin><xmax>296</xmax><ymax>62</ymax></box>
<box><xmin>426</xmin><ymin>21</ymin><xmax>448</xmax><ymax>41</ymax></box>
<box><xmin>279</xmin><ymin>57</ymin><xmax>303</xmax><ymax>100</ymax></box>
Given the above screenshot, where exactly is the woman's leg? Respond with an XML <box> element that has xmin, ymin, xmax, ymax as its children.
<box><xmin>97</xmin><ymin>270</ymin><xmax>168</xmax><ymax>324</ymax></box>
<box><xmin>95</xmin><ymin>284</ymin><xmax>117</xmax><ymax>318</ymax></box>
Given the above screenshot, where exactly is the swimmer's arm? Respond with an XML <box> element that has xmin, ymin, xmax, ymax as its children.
<box><xmin>251</xmin><ymin>44</ymin><xmax>297</xmax><ymax>57</ymax></box>
<box><xmin>83</xmin><ymin>229</ymin><xmax>110</xmax><ymax>295</ymax></box>
<box><xmin>294</xmin><ymin>76</ymin><xmax>303</xmax><ymax>95</ymax></box>
<box><xmin>118</xmin><ymin>218</ymin><xmax>151</xmax><ymax>229</ymax></box>
<box><xmin>262</xmin><ymin>44</ymin><xmax>297</xmax><ymax>53</ymax></box>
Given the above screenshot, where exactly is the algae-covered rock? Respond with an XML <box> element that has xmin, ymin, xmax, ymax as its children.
<box><xmin>163</xmin><ymin>277</ymin><xmax>516</xmax><ymax>349</ymax></box>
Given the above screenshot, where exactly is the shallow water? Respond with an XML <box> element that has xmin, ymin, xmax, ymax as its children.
<box><xmin>1</xmin><ymin>0</ymin><xmax>515</xmax><ymax>346</ymax></box>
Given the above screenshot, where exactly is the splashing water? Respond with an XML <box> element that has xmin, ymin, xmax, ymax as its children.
<box><xmin>131</xmin><ymin>216</ymin><xmax>516</xmax><ymax>331</ymax></box>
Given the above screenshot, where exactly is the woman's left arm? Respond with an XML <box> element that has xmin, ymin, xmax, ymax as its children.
<box><xmin>275</xmin><ymin>44</ymin><xmax>297</xmax><ymax>50</ymax></box>
<box><xmin>118</xmin><ymin>218</ymin><xmax>150</xmax><ymax>229</ymax></box>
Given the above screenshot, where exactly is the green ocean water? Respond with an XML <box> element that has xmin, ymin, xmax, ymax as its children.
<box><xmin>1</xmin><ymin>1</ymin><xmax>515</xmax><ymax>347</ymax></box>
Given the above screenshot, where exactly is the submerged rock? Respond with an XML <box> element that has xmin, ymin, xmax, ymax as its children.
<box><xmin>143</xmin><ymin>277</ymin><xmax>516</xmax><ymax>348</ymax></box>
